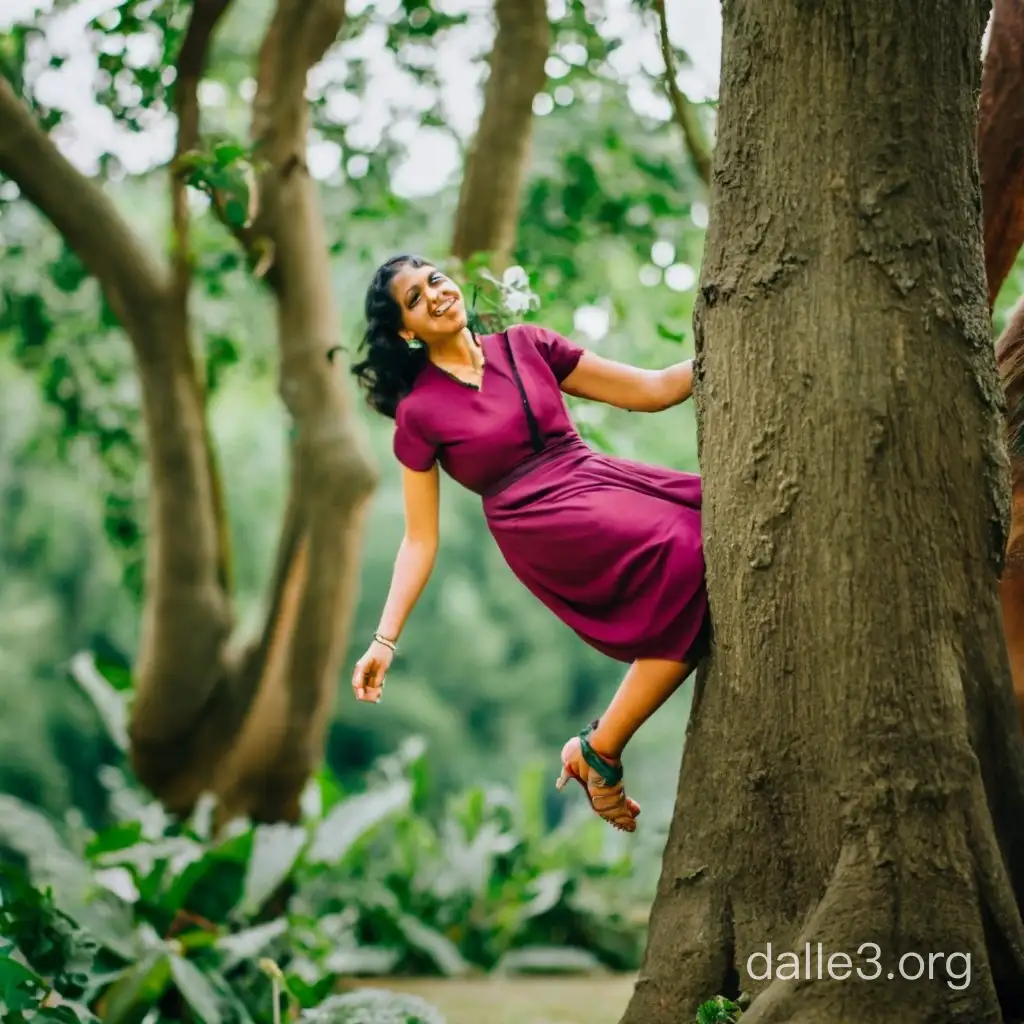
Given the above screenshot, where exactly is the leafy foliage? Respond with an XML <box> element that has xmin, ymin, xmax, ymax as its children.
<box><xmin>0</xmin><ymin>654</ymin><xmax>648</xmax><ymax>1021</ymax></box>
<box><xmin>0</xmin><ymin>870</ymin><xmax>99</xmax><ymax>1023</ymax></box>
<box><xmin>695</xmin><ymin>996</ymin><xmax>743</xmax><ymax>1024</ymax></box>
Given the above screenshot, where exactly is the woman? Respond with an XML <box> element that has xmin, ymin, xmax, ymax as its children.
<box><xmin>349</xmin><ymin>254</ymin><xmax>710</xmax><ymax>832</ymax></box>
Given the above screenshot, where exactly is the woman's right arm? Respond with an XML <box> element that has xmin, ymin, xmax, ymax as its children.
<box><xmin>376</xmin><ymin>463</ymin><xmax>440</xmax><ymax>641</ymax></box>
<box><xmin>352</xmin><ymin>463</ymin><xmax>439</xmax><ymax>702</ymax></box>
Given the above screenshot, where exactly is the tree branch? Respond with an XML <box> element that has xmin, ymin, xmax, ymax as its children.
<box><xmin>168</xmin><ymin>0</ymin><xmax>236</xmax><ymax>596</ymax></box>
<box><xmin>654</xmin><ymin>0</ymin><xmax>712</xmax><ymax>188</ymax></box>
<box><xmin>252</xmin><ymin>0</ymin><xmax>346</xmax><ymax>162</ymax></box>
<box><xmin>171</xmin><ymin>0</ymin><xmax>233</xmax><ymax>301</ymax></box>
<box><xmin>0</xmin><ymin>75</ymin><xmax>167</xmax><ymax>342</ymax></box>
<box><xmin>979</xmin><ymin>0</ymin><xmax>1024</xmax><ymax>308</ymax></box>
<box><xmin>200</xmin><ymin>0</ymin><xmax>378</xmax><ymax>821</ymax></box>
<box><xmin>449</xmin><ymin>0</ymin><xmax>550</xmax><ymax>264</ymax></box>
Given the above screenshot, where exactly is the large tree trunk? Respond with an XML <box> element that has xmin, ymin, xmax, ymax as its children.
<box><xmin>449</xmin><ymin>0</ymin><xmax>549</xmax><ymax>266</ymax></box>
<box><xmin>0</xmin><ymin>0</ymin><xmax>377</xmax><ymax>824</ymax></box>
<box><xmin>622</xmin><ymin>3</ymin><xmax>1024</xmax><ymax>1022</ymax></box>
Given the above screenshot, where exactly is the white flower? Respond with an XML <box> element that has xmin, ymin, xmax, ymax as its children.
<box><xmin>502</xmin><ymin>265</ymin><xmax>530</xmax><ymax>290</ymax></box>
<box><xmin>504</xmin><ymin>291</ymin><xmax>533</xmax><ymax>315</ymax></box>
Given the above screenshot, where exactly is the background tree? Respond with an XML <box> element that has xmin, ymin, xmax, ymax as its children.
<box><xmin>623</xmin><ymin>2</ymin><xmax>1024</xmax><ymax>1022</ymax></box>
<box><xmin>0</xmin><ymin>0</ymin><xmax>380</xmax><ymax>825</ymax></box>
<box><xmin>449</xmin><ymin>0</ymin><xmax>549</xmax><ymax>266</ymax></box>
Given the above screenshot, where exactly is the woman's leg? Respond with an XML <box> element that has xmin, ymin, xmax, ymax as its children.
<box><xmin>586</xmin><ymin>657</ymin><xmax>693</xmax><ymax>759</ymax></box>
<box><xmin>557</xmin><ymin>611</ymin><xmax>712</xmax><ymax>831</ymax></box>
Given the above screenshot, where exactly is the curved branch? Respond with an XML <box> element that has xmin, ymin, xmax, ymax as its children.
<box><xmin>450</xmin><ymin>0</ymin><xmax>550</xmax><ymax>265</ymax></box>
<box><xmin>203</xmin><ymin>0</ymin><xmax>378</xmax><ymax>822</ymax></box>
<box><xmin>171</xmin><ymin>0</ymin><xmax>234</xmax><ymax>301</ymax></box>
<box><xmin>979</xmin><ymin>0</ymin><xmax>1024</xmax><ymax>308</ymax></box>
<box><xmin>654</xmin><ymin>0</ymin><xmax>712</xmax><ymax>188</ymax></box>
<box><xmin>168</xmin><ymin>0</ymin><xmax>236</xmax><ymax>597</ymax></box>
<box><xmin>0</xmin><ymin>76</ymin><xmax>167</xmax><ymax>343</ymax></box>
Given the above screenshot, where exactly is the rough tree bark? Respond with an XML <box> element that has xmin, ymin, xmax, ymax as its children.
<box><xmin>622</xmin><ymin>3</ymin><xmax>1024</xmax><ymax>1022</ymax></box>
<box><xmin>449</xmin><ymin>0</ymin><xmax>549</xmax><ymax>266</ymax></box>
<box><xmin>0</xmin><ymin>0</ymin><xmax>377</xmax><ymax>824</ymax></box>
<box><xmin>980</xmin><ymin>0</ymin><xmax>1024</xmax><ymax>734</ymax></box>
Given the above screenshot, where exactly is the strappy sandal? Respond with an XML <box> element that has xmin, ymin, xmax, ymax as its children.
<box><xmin>555</xmin><ymin>721</ymin><xmax>639</xmax><ymax>832</ymax></box>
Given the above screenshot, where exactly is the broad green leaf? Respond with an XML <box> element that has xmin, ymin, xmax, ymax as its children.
<box><xmin>0</xmin><ymin>953</ymin><xmax>45</xmax><ymax>1010</ymax></box>
<box><xmin>239</xmin><ymin>824</ymin><xmax>307</xmax><ymax>916</ymax></box>
<box><xmin>101</xmin><ymin>950</ymin><xmax>171</xmax><ymax>1024</ymax></box>
<box><xmin>85</xmin><ymin>822</ymin><xmax>143</xmax><ymax>859</ymax></box>
<box><xmin>0</xmin><ymin>797</ymin><xmax>136</xmax><ymax>959</ymax></box>
<box><xmin>307</xmin><ymin>780</ymin><xmax>411</xmax><ymax>864</ymax></box>
<box><xmin>517</xmin><ymin>870</ymin><xmax>568</xmax><ymax>922</ymax></box>
<box><xmin>322</xmin><ymin>945</ymin><xmax>402</xmax><ymax>976</ymax></box>
<box><xmin>214</xmin><ymin>919</ymin><xmax>288</xmax><ymax>972</ymax></box>
<box><xmin>169</xmin><ymin>955</ymin><xmax>223</xmax><ymax>1024</ymax></box>
<box><xmin>394</xmin><ymin>914</ymin><xmax>470</xmax><ymax>977</ymax></box>
<box><xmin>67</xmin><ymin>650</ymin><xmax>129</xmax><ymax>752</ymax></box>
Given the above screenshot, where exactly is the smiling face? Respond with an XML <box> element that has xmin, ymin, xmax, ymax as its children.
<box><xmin>390</xmin><ymin>263</ymin><xmax>468</xmax><ymax>347</ymax></box>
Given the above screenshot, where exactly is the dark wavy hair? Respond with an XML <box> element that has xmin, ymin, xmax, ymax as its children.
<box><xmin>349</xmin><ymin>254</ymin><xmax>433</xmax><ymax>419</ymax></box>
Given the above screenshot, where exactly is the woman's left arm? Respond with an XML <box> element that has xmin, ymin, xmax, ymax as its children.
<box><xmin>560</xmin><ymin>350</ymin><xmax>694</xmax><ymax>412</ymax></box>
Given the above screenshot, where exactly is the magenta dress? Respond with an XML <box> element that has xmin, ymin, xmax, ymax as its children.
<box><xmin>393</xmin><ymin>323</ymin><xmax>709</xmax><ymax>665</ymax></box>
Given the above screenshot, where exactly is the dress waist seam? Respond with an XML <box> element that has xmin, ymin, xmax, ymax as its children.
<box><xmin>481</xmin><ymin>435</ymin><xmax>586</xmax><ymax>499</ymax></box>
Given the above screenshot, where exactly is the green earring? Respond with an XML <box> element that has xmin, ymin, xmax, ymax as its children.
<box><xmin>407</xmin><ymin>338</ymin><xmax>424</xmax><ymax>350</ymax></box>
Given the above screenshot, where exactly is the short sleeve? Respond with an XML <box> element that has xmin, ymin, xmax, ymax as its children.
<box><xmin>393</xmin><ymin>400</ymin><xmax>438</xmax><ymax>471</ymax></box>
<box><xmin>522</xmin><ymin>324</ymin><xmax>585</xmax><ymax>382</ymax></box>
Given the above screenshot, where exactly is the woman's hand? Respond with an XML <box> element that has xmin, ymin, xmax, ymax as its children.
<box><xmin>352</xmin><ymin>639</ymin><xmax>394</xmax><ymax>703</ymax></box>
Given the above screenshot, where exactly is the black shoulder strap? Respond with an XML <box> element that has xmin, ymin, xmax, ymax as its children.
<box><xmin>502</xmin><ymin>330</ymin><xmax>543</xmax><ymax>453</ymax></box>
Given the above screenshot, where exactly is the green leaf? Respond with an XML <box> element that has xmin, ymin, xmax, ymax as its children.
<box><xmin>214</xmin><ymin>919</ymin><xmax>288</xmax><ymax>972</ymax></box>
<box><xmin>516</xmin><ymin>870</ymin><xmax>568</xmax><ymax>922</ymax></box>
<box><xmin>169</xmin><ymin>955</ymin><xmax>223</xmax><ymax>1024</ymax></box>
<box><xmin>393</xmin><ymin>914</ymin><xmax>471</xmax><ymax>977</ymax></box>
<box><xmin>656</xmin><ymin>321</ymin><xmax>687</xmax><ymax>342</ymax></box>
<box><xmin>0</xmin><ymin>954</ymin><xmax>45</xmax><ymax>1011</ymax></box>
<box><xmin>695</xmin><ymin>996</ymin><xmax>743</xmax><ymax>1024</ymax></box>
<box><xmin>91</xmin><ymin>656</ymin><xmax>134</xmax><ymax>693</ymax></box>
<box><xmin>212</xmin><ymin>142</ymin><xmax>247</xmax><ymax>168</ymax></box>
<box><xmin>322</xmin><ymin>946</ymin><xmax>402</xmax><ymax>977</ymax></box>
<box><xmin>239</xmin><ymin>824</ymin><xmax>307</xmax><ymax>916</ymax></box>
<box><xmin>67</xmin><ymin>651</ymin><xmax>129</xmax><ymax>752</ymax></box>
<box><xmin>307</xmin><ymin>780</ymin><xmax>412</xmax><ymax>864</ymax></box>
<box><xmin>101</xmin><ymin>950</ymin><xmax>171</xmax><ymax>1024</ymax></box>
<box><xmin>0</xmin><ymin>797</ymin><xmax>136</xmax><ymax>959</ymax></box>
